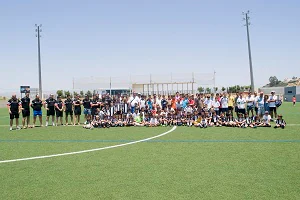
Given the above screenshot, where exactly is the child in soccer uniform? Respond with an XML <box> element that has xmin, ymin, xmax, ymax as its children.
<box><xmin>205</xmin><ymin>111</ymin><xmax>212</xmax><ymax>126</ymax></box>
<box><xmin>199</xmin><ymin>115</ymin><xmax>208</xmax><ymax>128</ymax></box>
<box><xmin>236</xmin><ymin>113</ymin><xmax>246</xmax><ymax>128</ymax></box>
<box><xmin>261</xmin><ymin>111</ymin><xmax>271</xmax><ymax>127</ymax></box>
<box><xmin>126</xmin><ymin>114</ymin><xmax>134</xmax><ymax>126</ymax></box>
<box><xmin>226</xmin><ymin>113</ymin><xmax>236</xmax><ymax>127</ymax></box>
<box><xmin>83</xmin><ymin>115</ymin><xmax>93</xmax><ymax>129</ymax></box>
<box><xmin>274</xmin><ymin>114</ymin><xmax>286</xmax><ymax>129</ymax></box>
<box><xmin>244</xmin><ymin>113</ymin><xmax>254</xmax><ymax>128</ymax></box>
<box><xmin>91</xmin><ymin>115</ymin><xmax>100</xmax><ymax>128</ymax></box>
<box><xmin>150</xmin><ymin>115</ymin><xmax>159</xmax><ymax>127</ymax></box>
<box><xmin>210</xmin><ymin>112</ymin><xmax>221</xmax><ymax>127</ymax></box>
<box><xmin>218</xmin><ymin>113</ymin><xmax>227</xmax><ymax>127</ymax></box>
<box><xmin>186</xmin><ymin>113</ymin><xmax>194</xmax><ymax>127</ymax></box>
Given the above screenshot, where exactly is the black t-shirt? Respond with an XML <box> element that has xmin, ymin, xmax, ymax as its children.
<box><xmin>46</xmin><ymin>98</ymin><xmax>56</xmax><ymax>109</ymax></box>
<box><xmin>91</xmin><ymin>99</ymin><xmax>99</xmax><ymax>110</ymax></box>
<box><xmin>21</xmin><ymin>96</ymin><xmax>30</xmax><ymax>110</ymax></box>
<box><xmin>55</xmin><ymin>100</ymin><xmax>63</xmax><ymax>110</ymax></box>
<box><xmin>7</xmin><ymin>98</ymin><xmax>21</xmax><ymax>112</ymax></box>
<box><xmin>161</xmin><ymin>99</ymin><xmax>168</xmax><ymax>110</ymax></box>
<box><xmin>82</xmin><ymin>99</ymin><xmax>91</xmax><ymax>109</ymax></box>
<box><xmin>73</xmin><ymin>99</ymin><xmax>81</xmax><ymax>110</ymax></box>
<box><xmin>32</xmin><ymin>99</ymin><xmax>43</xmax><ymax>111</ymax></box>
<box><xmin>64</xmin><ymin>98</ymin><xmax>73</xmax><ymax>111</ymax></box>
<box><xmin>105</xmin><ymin>96</ymin><xmax>112</xmax><ymax>106</ymax></box>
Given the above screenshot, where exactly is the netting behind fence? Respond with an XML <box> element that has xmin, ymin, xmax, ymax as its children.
<box><xmin>73</xmin><ymin>72</ymin><xmax>215</xmax><ymax>94</ymax></box>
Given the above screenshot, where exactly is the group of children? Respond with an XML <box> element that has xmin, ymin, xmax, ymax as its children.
<box><xmin>83</xmin><ymin>108</ymin><xmax>286</xmax><ymax>129</ymax></box>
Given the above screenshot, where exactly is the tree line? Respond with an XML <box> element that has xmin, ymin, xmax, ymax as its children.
<box><xmin>197</xmin><ymin>85</ymin><xmax>251</xmax><ymax>94</ymax></box>
<box><xmin>56</xmin><ymin>90</ymin><xmax>93</xmax><ymax>98</ymax></box>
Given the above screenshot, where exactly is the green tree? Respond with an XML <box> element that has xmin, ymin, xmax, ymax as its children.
<box><xmin>213</xmin><ymin>87</ymin><xmax>218</xmax><ymax>93</ymax></box>
<box><xmin>236</xmin><ymin>85</ymin><xmax>241</xmax><ymax>93</ymax></box>
<box><xmin>86</xmin><ymin>90</ymin><xmax>92</xmax><ymax>97</ymax></box>
<box><xmin>269</xmin><ymin>76</ymin><xmax>279</xmax><ymax>87</ymax></box>
<box><xmin>73</xmin><ymin>91</ymin><xmax>79</xmax><ymax>97</ymax></box>
<box><xmin>205</xmin><ymin>87</ymin><xmax>211</xmax><ymax>94</ymax></box>
<box><xmin>56</xmin><ymin>90</ymin><xmax>63</xmax><ymax>97</ymax></box>
<box><xmin>64</xmin><ymin>90</ymin><xmax>71</xmax><ymax>98</ymax></box>
<box><xmin>80</xmin><ymin>90</ymin><xmax>84</xmax><ymax>97</ymax></box>
<box><xmin>221</xmin><ymin>87</ymin><xmax>226</xmax><ymax>92</ymax></box>
<box><xmin>197</xmin><ymin>87</ymin><xmax>205</xmax><ymax>93</ymax></box>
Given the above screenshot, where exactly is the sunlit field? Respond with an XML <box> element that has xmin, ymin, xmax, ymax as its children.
<box><xmin>0</xmin><ymin>103</ymin><xmax>299</xmax><ymax>200</ymax></box>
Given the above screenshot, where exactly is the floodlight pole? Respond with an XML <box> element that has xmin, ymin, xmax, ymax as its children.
<box><xmin>243</xmin><ymin>11</ymin><xmax>255</xmax><ymax>93</ymax></box>
<box><xmin>35</xmin><ymin>24</ymin><xmax>43</xmax><ymax>97</ymax></box>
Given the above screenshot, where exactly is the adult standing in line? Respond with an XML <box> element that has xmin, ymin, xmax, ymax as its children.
<box><xmin>64</xmin><ymin>94</ymin><xmax>74</xmax><ymax>126</ymax></box>
<box><xmin>7</xmin><ymin>94</ymin><xmax>21</xmax><ymax>131</ymax></box>
<box><xmin>236</xmin><ymin>93</ymin><xmax>246</xmax><ymax>115</ymax></box>
<box><xmin>20</xmin><ymin>91</ymin><xmax>31</xmax><ymax>129</ymax></box>
<box><xmin>44</xmin><ymin>94</ymin><xmax>56</xmax><ymax>126</ymax></box>
<box><xmin>220</xmin><ymin>92</ymin><xmax>229</xmax><ymax>115</ymax></box>
<box><xmin>82</xmin><ymin>95</ymin><xmax>92</xmax><ymax>124</ymax></box>
<box><xmin>73</xmin><ymin>95</ymin><xmax>82</xmax><ymax>125</ymax></box>
<box><xmin>55</xmin><ymin>96</ymin><xmax>64</xmax><ymax>126</ymax></box>
<box><xmin>246</xmin><ymin>92</ymin><xmax>255</xmax><ymax>117</ymax></box>
<box><xmin>234</xmin><ymin>92</ymin><xmax>240</xmax><ymax>117</ymax></box>
<box><xmin>256</xmin><ymin>92</ymin><xmax>265</xmax><ymax>118</ymax></box>
<box><xmin>253</xmin><ymin>92</ymin><xmax>259</xmax><ymax>115</ymax></box>
<box><xmin>91</xmin><ymin>94</ymin><xmax>100</xmax><ymax>119</ymax></box>
<box><xmin>268</xmin><ymin>91</ymin><xmax>277</xmax><ymax>121</ymax></box>
<box><xmin>31</xmin><ymin>94</ymin><xmax>43</xmax><ymax>127</ymax></box>
<box><xmin>228</xmin><ymin>93</ymin><xmax>235</xmax><ymax>113</ymax></box>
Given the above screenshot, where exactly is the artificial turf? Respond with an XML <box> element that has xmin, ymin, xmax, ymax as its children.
<box><xmin>0</xmin><ymin>103</ymin><xmax>299</xmax><ymax>200</ymax></box>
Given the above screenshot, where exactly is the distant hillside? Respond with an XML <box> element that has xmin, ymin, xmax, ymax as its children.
<box><xmin>263</xmin><ymin>77</ymin><xmax>299</xmax><ymax>87</ymax></box>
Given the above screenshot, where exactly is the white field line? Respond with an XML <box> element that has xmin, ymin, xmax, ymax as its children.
<box><xmin>0</xmin><ymin>126</ymin><xmax>177</xmax><ymax>164</ymax></box>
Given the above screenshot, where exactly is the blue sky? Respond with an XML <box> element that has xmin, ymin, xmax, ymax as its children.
<box><xmin>0</xmin><ymin>0</ymin><xmax>299</xmax><ymax>93</ymax></box>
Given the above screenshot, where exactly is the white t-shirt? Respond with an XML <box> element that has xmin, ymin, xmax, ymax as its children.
<box><xmin>140</xmin><ymin>99</ymin><xmax>146</xmax><ymax>109</ymax></box>
<box><xmin>237</xmin><ymin>97</ymin><xmax>246</xmax><ymax>109</ymax></box>
<box><xmin>156</xmin><ymin>98</ymin><xmax>162</xmax><ymax>108</ymax></box>
<box><xmin>213</xmin><ymin>100</ymin><xmax>220</xmax><ymax>110</ymax></box>
<box><xmin>204</xmin><ymin>99</ymin><xmax>212</xmax><ymax>109</ymax></box>
<box><xmin>256</xmin><ymin>96</ymin><xmax>264</xmax><ymax>108</ymax></box>
<box><xmin>263</xmin><ymin>114</ymin><xmax>271</xmax><ymax>123</ymax></box>
<box><xmin>246</xmin><ymin>96</ymin><xmax>254</xmax><ymax>106</ymax></box>
<box><xmin>220</xmin><ymin>97</ymin><xmax>228</xmax><ymax>108</ymax></box>
<box><xmin>268</xmin><ymin>95</ymin><xmax>277</xmax><ymax>107</ymax></box>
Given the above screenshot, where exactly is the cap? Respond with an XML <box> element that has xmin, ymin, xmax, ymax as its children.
<box><xmin>265</xmin><ymin>111</ymin><xmax>269</xmax><ymax>114</ymax></box>
<box><xmin>271</xmin><ymin>91</ymin><xmax>275</xmax><ymax>93</ymax></box>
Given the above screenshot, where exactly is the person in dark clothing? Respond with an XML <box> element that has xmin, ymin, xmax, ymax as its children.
<box><xmin>7</xmin><ymin>94</ymin><xmax>21</xmax><ymax>131</ymax></box>
<box><xmin>21</xmin><ymin>91</ymin><xmax>31</xmax><ymax>128</ymax></box>
<box><xmin>31</xmin><ymin>94</ymin><xmax>44</xmax><ymax>127</ymax></box>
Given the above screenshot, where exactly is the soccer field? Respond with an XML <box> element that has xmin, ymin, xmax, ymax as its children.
<box><xmin>0</xmin><ymin>103</ymin><xmax>299</xmax><ymax>200</ymax></box>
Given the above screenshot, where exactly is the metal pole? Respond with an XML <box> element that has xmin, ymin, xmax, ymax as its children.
<box><xmin>213</xmin><ymin>70</ymin><xmax>216</xmax><ymax>94</ymax></box>
<box><xmin>36</xmin><ymin>24</ymin><xmax>42</xmax><ymax>98</ymax></box>
<box><xmin>244</xmin><ymin>11</ymin><xmax>255</xmax><ymax>93</ymax></box>
<box><xmin>109</xmin><ymin>77</ymin><xmax>112</xmax><ymax>95</ymax></box>
<box><xmin>192</xmin><ymin>72</ymin><xmax>194</xmax><ymax>95</ymax></box>
<box><xmin>171</xmin><ymin>73</ymin><xmax>173</xmax><ymax>94</ymax></box>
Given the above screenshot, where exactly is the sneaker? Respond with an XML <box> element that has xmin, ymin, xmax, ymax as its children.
<box><xmin>45</xmin><ymin>122</ymin><xmax>48</xmax><ymax>127</ymax></box>
<box><xmin>16</xmin><ymin>126</ymin><xmax>21</xmax><ymax>130</ymax></box>
<box><xmin>52</xmin><ymin>122</ymin><xmax>55</xmax><ymax>126</ymax></box>
<box><xmin>9</xmin><ymin>127</ymin><xmax>12</xmax><ymax>131</ymax></box>
<box><xmin>32</xmin><ymin>124</ymin><xmax>35</xmax><ymax>128</ymax></box>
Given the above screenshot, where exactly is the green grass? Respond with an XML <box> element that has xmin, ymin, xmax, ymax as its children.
<box><xmin>0</xmin><ymin>103</ymin><xmax>300</xmax><ymax>200</ymax></box>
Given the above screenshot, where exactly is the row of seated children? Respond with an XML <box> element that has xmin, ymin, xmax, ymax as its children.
<box><xmin>83</xmin><ymin>110</ymin><xmax>286</xmax><ymax>129</ymax></box>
